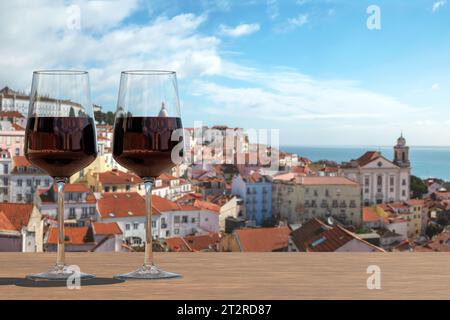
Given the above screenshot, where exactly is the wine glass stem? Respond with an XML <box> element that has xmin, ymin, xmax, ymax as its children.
<box><xmin>55</xmin><ymin>178</ymin><xmax>66</xmax><ymax>268</ymax></box>
<box><xmin>143</xmin><ymin>179</ymin><xmax>154</xmax><ymax>267</ymax></box>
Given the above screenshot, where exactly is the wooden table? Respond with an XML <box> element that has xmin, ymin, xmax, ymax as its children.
<box><xmin>0</xmin><ymin>252</ymin><xmax>448</xmax><ymax>300</ymax></box>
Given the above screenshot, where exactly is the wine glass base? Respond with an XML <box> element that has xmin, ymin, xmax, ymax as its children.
<box><xmin>26</xmin><ymin>265</ymin><xmax>96</xmax><ymax>281</ymax></box>
<box><xmin>114</xmin><ymin>265</ymin><xmax>182</xmax><ymax>280</ymax></box>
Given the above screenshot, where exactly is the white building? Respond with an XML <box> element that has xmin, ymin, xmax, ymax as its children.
<box><xmin>151</xmin><ymin>173</ymin><xmax>192</xmax><ymax>200</ymax></box>
<box><xmin>0</xmin><ymin>86</ymin><xmax>84</xmax><ymax>117</ymax></box>
<box><xmin>339</xmin><ymin>135</ymin><xmax>411</xmax><ymax>206</ymax></box>
<box><xmin>9</xmin><ymin>156</ymin><xmax>52</xmax><ymax>203</ymax></box>
<box><xmin>36</xmin><ymin>183</ymin><xmax>97</xmax><ymax>226</ymax></box>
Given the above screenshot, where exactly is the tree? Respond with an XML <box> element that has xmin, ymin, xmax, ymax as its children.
<box><xmin>426</xmin><ymin>222</ymin><xmax>443</xmax><ymax>239</ymax></box>
<box><xmin>410</xmin><ymin>175</ymin><xmax>427</xmax><ymax>199</ymax></box>
<box><xmin>69</xmin><ymin>107</ymin><xmax>75</xmax><ymax>117</ymax></box>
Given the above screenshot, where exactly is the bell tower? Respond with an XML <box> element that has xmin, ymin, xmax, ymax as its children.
<box><xmin>393</xmin><ymin>133</ymin><xmax>410</xmax><ymax>168</ymax></box>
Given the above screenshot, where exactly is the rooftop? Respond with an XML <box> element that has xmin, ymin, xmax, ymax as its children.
<box><xmin>234</xmin><ymin>227</ymin><xmax>290</xmax><ymax>252</ymax></box>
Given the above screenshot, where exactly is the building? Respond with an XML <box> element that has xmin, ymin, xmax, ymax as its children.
<box><xmin>87</xmin><ymin>169</ymin><xmax>142</xmax><ymax>193</ymax></box>
<box><xmin>0</xmin><ymin>203</ymin><xmax>42</xmax><ymax>252</ymax></box>
<box><xmin>231</xmin><ymin>172</ymin><xmax>272</xmax><ymax>226</ymax></box>
<box><xmin>0</xmin><ymin>149</ymin><xmax>11</xmax><ymax>202</ymax></box>
<box><xmin>152</xmin><ymin>173</ymin><xmax>192</xmax><ymax>200</ymax></box>
<box><xmin>219</xmin><ymin>226</ymin><xmax>290</xmax><ymax>252</ymax></box>
<box><xmin>97</xmin><ymin>192</ymin><xmax>220</xmax><ymax>246</ymax></box>
<box><xmin>339</xmin><ymin>135</ymin><xmax>411</xmax><ymax>205</ymax></box>
<box><xmin>9</xmin><ymin>156</ymin><xmax>52</xmax><ymax>203</ymax></box>
<box><xmin>272</xmin><ymin>175</ymin><xmax>362</xmax><ymax>226</ymax></box>
<box><xmin>36</xmin><ymin>183</ymin><xmax>97</xmax><ymax>226</ymax></box>
<box><xmin>97</xmin><ymin>192</ymin><xmax>158</xmax><ymax>247</ymax></box>
<box><xmin>45</xmin><ymin>222</ymin><xmax>124</xmax><ymax>252</ymax></box>
<box><xmin>383</xmin><ymin>201</ymin><xmax>423</xmax><ymax>239</ymax></box>
<box><xmin>0</xmin><ymin>119</ymin><xmax>25</xmax><ymax>157</ymax></box>
<box><xmin>0</xmin><ymin>86</ymin><xmax>83</xmax><ymax>117</ymax></box>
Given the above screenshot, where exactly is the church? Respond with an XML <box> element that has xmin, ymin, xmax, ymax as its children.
<box><xmin>339</xmin><ymin>135</ymin><xmax>411</xmax><ymax>206</ymax></box>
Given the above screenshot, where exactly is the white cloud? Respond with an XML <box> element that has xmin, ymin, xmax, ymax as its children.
<box><xmin>219</xmin><ymin>23</ymin><xmax>260</xmax><ymax>37</ymax></box>
<box><xmin>432</xmin><ymin>1</ymin><xmax>446</xmax><ymax>12</ymax></box>
<box><xmin>432</xmin><ymin>83</ymin><xmax>441</xmax><ymax>91</ymax></box>
<box><xmin>266</xmin><ymin>0</ymin><xmax>279</xmax><ymax>20</ymax></box>
<box><xmin>288</xmin><ymin>14</ymin><xmax>309</xmax><ymax>27</ymax></box>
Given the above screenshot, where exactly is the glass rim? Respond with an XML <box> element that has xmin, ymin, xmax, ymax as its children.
<box><xmin>121</xmin><ymin>70</ymin><xmax>176</xmax><ymax>76</ymax></box>
<box><xmin>33</xmin><ymin>70</ymin><xmax>88</xmax><ymax>75</ymax></box>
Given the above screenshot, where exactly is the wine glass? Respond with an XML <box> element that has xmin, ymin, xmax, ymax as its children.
<box><xmin>112</xmin><ymin>70</ymin><xmax>184</xmax><ymax>280</ymax></box>
<box><xmin>25</xmin><ymin>70</ymin><xmax>98</xmax><ymax>281</ymax></box>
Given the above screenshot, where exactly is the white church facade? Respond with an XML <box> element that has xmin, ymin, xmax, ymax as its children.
<box><xmin>339</xmin><ymin>135</ymin><xmax>411</xmax><ymax>206</ymax></box>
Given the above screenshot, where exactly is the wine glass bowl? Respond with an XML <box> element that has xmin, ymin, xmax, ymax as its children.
<box><xmin>24</xmin><ymin>70</ymin><xmax>97</xmax><ymax>281</ymax></box>
<box><xmin>112</xmin><ymin>70</ymin><xmax>183</xmax><ymax>280</ymax></box>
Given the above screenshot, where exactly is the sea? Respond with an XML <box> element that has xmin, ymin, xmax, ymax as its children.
<box><xmin>281</xmin><ymin>146</ymin><xmax>450</xmax><ymax>181</ymax></box>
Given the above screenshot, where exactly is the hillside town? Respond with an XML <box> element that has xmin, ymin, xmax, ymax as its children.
<box><xmin>0</xmin><ymin>86</ymin><xmax>449</xmax><ymax>253</ymax></box>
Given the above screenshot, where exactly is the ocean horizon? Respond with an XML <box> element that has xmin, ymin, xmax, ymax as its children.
<box><xmin>281</xmin><ymin>145</ymin><xmax>450</xmax><ymax>181</ymax></box>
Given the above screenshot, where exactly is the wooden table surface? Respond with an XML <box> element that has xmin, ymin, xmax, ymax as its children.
<box><xmin>0</xmin><ymin>252</ymin><xmax>448</xmax><ymax>300</ymax></box>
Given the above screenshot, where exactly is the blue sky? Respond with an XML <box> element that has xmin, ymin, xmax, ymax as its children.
<box><xmin>0</xmin><ymin>0</ymin><xmax>449</xmax><ymax>146</ymax></box>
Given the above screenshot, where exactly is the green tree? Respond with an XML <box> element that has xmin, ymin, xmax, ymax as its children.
<box><xmin>69</xmin><ymin>107</ymin><xmax>75</xmax><ymax>117</ymax></box>
<box><xmin>426</xmin><ymin>223</ymin><xmax>443</xmax><ymax>239</ymax></box>
<box><xmin>410</xmin><ymin>175</ymin><xmax>427</xmax><ymax>199</ymax></box>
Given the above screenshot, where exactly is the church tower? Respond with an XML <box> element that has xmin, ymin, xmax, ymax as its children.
<box><xmin>393</xmin><ymin>133</ymin><xmax>410</xmax><ymax>168</ymax></box>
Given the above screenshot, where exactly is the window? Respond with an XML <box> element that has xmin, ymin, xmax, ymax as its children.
<box><xmin>126</xmin><ymin>185</ymin><xmax>130</xmax><ymax>191</ymax></box>
<box><xmin>365</xmin><ymin>188</ymin><xmax>369</xmax><ymax>194</ymax></box>
<box><xmin>313</xmin><ymin>190</ymin><xmax>318</xmax><ymax>196</ymax></box>
<box><xmin>325</xmin><ymin>189</ymin><xmax>329</xmax><ymax>197</ymax></box>
<box><xmin>35</xmin><ymin>179</ymin><xmax>40</xmax><ymax>186</ymax></box>
<box><xmin>45</xmin><ymin>179</ymin><xmax>50</xmax><ymax>187</ymax></box>
<box><xmin>365</xmin><ymin>177</ymin><xmax>369</xmax><ymax>186</ymax></box>
<box><xmin>182</xmin><ymin>216</ymin><xmax>188</xmax><ymax>223</ymax></box>
<box><xmin>3</xmin><ymin>164</ymin><xmax>8</xmax><ymax>174</ymax></box>
<box><xmin>174</xmin><ymin>228</ymin><xmax>180</xmax><ymax>235</ymax></box>
<box><xmin>152</xmin><ymin>221</ymin><xmax>156</xmax><ymax>228</ymax></box>
<box><xmin>112</xmin><ymin>186</ymin><xmax>117</xmax><ymax>192</ymax></box>
<box><xmin>133</xmin><ymin>223</ymin><xmax>139</xmax><ymax>230</ymax></box>
<box><xmin>125</xmin><ymin>224</ymin><xmax>130</xmax><ymax>230</ymax></box>
<box><xmin>15</xmin><ymin>148</ymin><xmax>19</xmax><ymax>156</ymax></box>
<box><xmin>402</xmin><ymin>190</ymin><xmax>406</xmax><ymax>196</ymax></box>
<box><xmin>104</xmin><ymin>186</ymin><xmax>110</xmax><ymax>192</ymax></box>
<box><xmin>17</xmin><ymin>194</ymin><xmax>22</xmax><ymax>201</ymax></box>
<box><xmin>205</xmin><ymin>217</ymin><xmax>209</xmax><ymax>222</ymax></box>
<box><xmin>191</xmin><ymin>217</ymin><xmax>196</xmax><ymax>223</ymax></box>
<box><xmin>3</xmin><ymin>177</ymin><xmax>8</xmax><ymax>186</ymax></box>
<box><xmin>26</xmin><ymin>179</ymin><xmax>32</xmax><ymax>187</ymax></box>
<box><xmin>174</xmin><ymin>216</ymin><xmax>181</xmax><ymax>223</ymax></box>
<box><xmin>390</xmin><ymin>176</ymin><xmax>394</xmax><ymax>186</ymax></box>
<box><xmin>89</xmin><ymin>207</ymin><xmax>95</xmax><ymax>215</ymax></box>
<box><xmin>402</xmin><ymin>179</ymin><xmax>406</xmax><ymax>186</ymax></box>
<box><xmin>17</xmin><ymin>179</ymin><xmax>22</xmax><ymax>187</ymax></box>
<box><xmin>69</xmin><ymin>208</ymin><xmax>76</xmax><ymax>219</ymax></box>
<box><xmin>377</xmin><ymin>175</ymin><xmax>382</xmax><ymax>186</ymax></box>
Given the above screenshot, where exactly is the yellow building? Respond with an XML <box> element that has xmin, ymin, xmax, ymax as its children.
<box><xmin>69</xmin><ymin>153</ymin><xmax>114</xmax><ymax>183</ymax></box>
<box><xmin>272</xmin><ymin>175</ymin><xmax>362</xmax><ymax>226</ymax></box>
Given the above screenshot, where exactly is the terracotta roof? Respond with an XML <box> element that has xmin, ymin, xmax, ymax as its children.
<box><xmin>158</xmin><ymin>173</ymin><xmax>178</xmax><ymax>181</ymax></box>
<box><xmin>290</xmin><ymin>218</ymin><xmax>330</xmax><ymax>251</ymax></box>
<box><xmin>406</xmin><ymin>199</ymin><xmax>425</xmax><ymax>206</ymax></box>
<box><xmin>98</xmin><ymin>192</ymin><xmax>149</xmax><ymax>218</ymax></box>
<box><xmin>0</xmin><ymin>211</ymin><xmax>17</xmax><ymax>232</ymax></box>
<box><xmin>13</xmin><ymin>156</ymin><xmax>31</xmax><ymax>168</ymax></box>
<box><xmin>92</xmin><ymin>222</ymin><xmax>122</xmax><ymax>235</ymax></box>
<box><xmin>95</xmin><ymin>170</ymin><xmax>142</xmax><ymax>185</ymax></box>
<box><xmin>415</xmin><ymin>232</ymin><xmax>450</xmax><ymax>252</ymax></box>
<box><xmin>234</xmin><ymin>227</ymin><xmax>290</xmax><ymax>252</ymax></box>
<box><xmin>164</xmin><ymin>237</ymin><xmax>192</xmax><ymax>252</ymax></box>
<box><xmin>177</xmin><ymin>193</ymin><xmax>203</xmax><ymax>202</ymax></box>
<box><xmin>298</xmin><ymin>176</ymin><xmax>358</xmax><ymax>185</ymax></box>
<box><xmin>11</xmin><ymin>123</ymin><xmax>25</xmax><ymax>131</ymax></box>
<box><xmin>47</xmin><ymin>227</ymin><xmax>91</xmax><ymax>245</ymax></box>
<box><xmin>56</xmin><ymin>183</ymin><xmax>91</xmax><ymax>193</ymax></box>
<box><xmin>305</xmin><ymin>226</ymin><xmax>383</xmax><ymax>252</ymax></box>
<box><xmin>356</xmin><ymin>151</ymin><xmax>381</xmax><ymax>166</ymax></box>
<box><xmin>193</xmin><ymin>200</ymin><xmax>221</xmax><ymax>213</ymax></box>
<box><xmin>362</xmin><ymin>206</ymin><xmax>388</xmax><ymax>223</ymax></box>
<box><xmin>0</xmin><ymin>203</ymin><xmax>33</xmax><ymax>231</ymax></box>
<box><xmin>0</xmin><ymin>110</ymin><xmax>24</xmax><ymax>118</ymax></box>
<box><xmin>184</xmin><ymin>233</ymin><xmax>220</xmax><ymax>251</ymax></box>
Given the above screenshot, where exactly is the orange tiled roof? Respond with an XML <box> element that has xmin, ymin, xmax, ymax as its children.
<box><xmin>0</xmin><ymin>110</ymin><xmax>24</xmax><ymax>118</ymax></box>
<box><xmin>92</xmin><ymin>222</ymin><xmax>122</xmax><ymax>235</ymax></box>
<box><xmin>356</xmin><ymin>151</ymin><xmax>381</xmax><ymax>166</ymax></box>
<box><xmin>164</xmin><ymin>237</ymin><xmax>192</xmax><ymax>252</ymax></box>
<box><xmin>193</xmin><ymin>200</ymin><xmax>221</xmax><ymax>213</ymax></box>
<box><xmin>362</xmin><ymin>207</ymin><xmax>382</xmax><ymax>222</ymax></box>
<box><xmin>0</xmin><ymin>211</ymin><xmax>17</xmax><ymax>232</ymax></box>
<box><xmin>47</xmin><ymin>227</ymin><xmax>90</xmax><ymax>245</ymax></box>
<box><xmin>235</xmin><ymin>227</ymin><xmax>290</xmax><ymax>252</ymax></box>
<box><xmin>95</xmin><ymin>170</ymin><xmax>142</xmax><ymax>185</ymax></box>
<box><xmin>184</xmin><ymin>233</ymin><xmax>220</xmax><ymax>251</ymax></box>
<box><xmin>11</xmin><ymin>123</ymin><xmax>25</xmax><ymax>131</ymax></box>
<box><xmin>0</xmin><ymin>203</ymin><xmax>33</xmax><ymax>231</ymax></box>
<box><xmin>13</xmin><ymin>156</ymin><xmax>31</xmax><ymax>168</ymax></box>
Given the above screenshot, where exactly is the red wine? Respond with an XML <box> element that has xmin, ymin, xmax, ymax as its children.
<box><xmin>25</xmin><ymin>117</ymin><xmax>97</xmax><ymax>178</ymax></box>
<box><xmin>113</xmin><ymin>116</ymin><xmax>183</xmax><ymax>178</ymax></box>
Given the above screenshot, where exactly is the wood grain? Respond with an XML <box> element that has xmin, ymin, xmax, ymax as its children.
<box><xmin>0</xmin><ymin>252</ymin><xmax>448</xmax><ymax>300</ymax></box>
